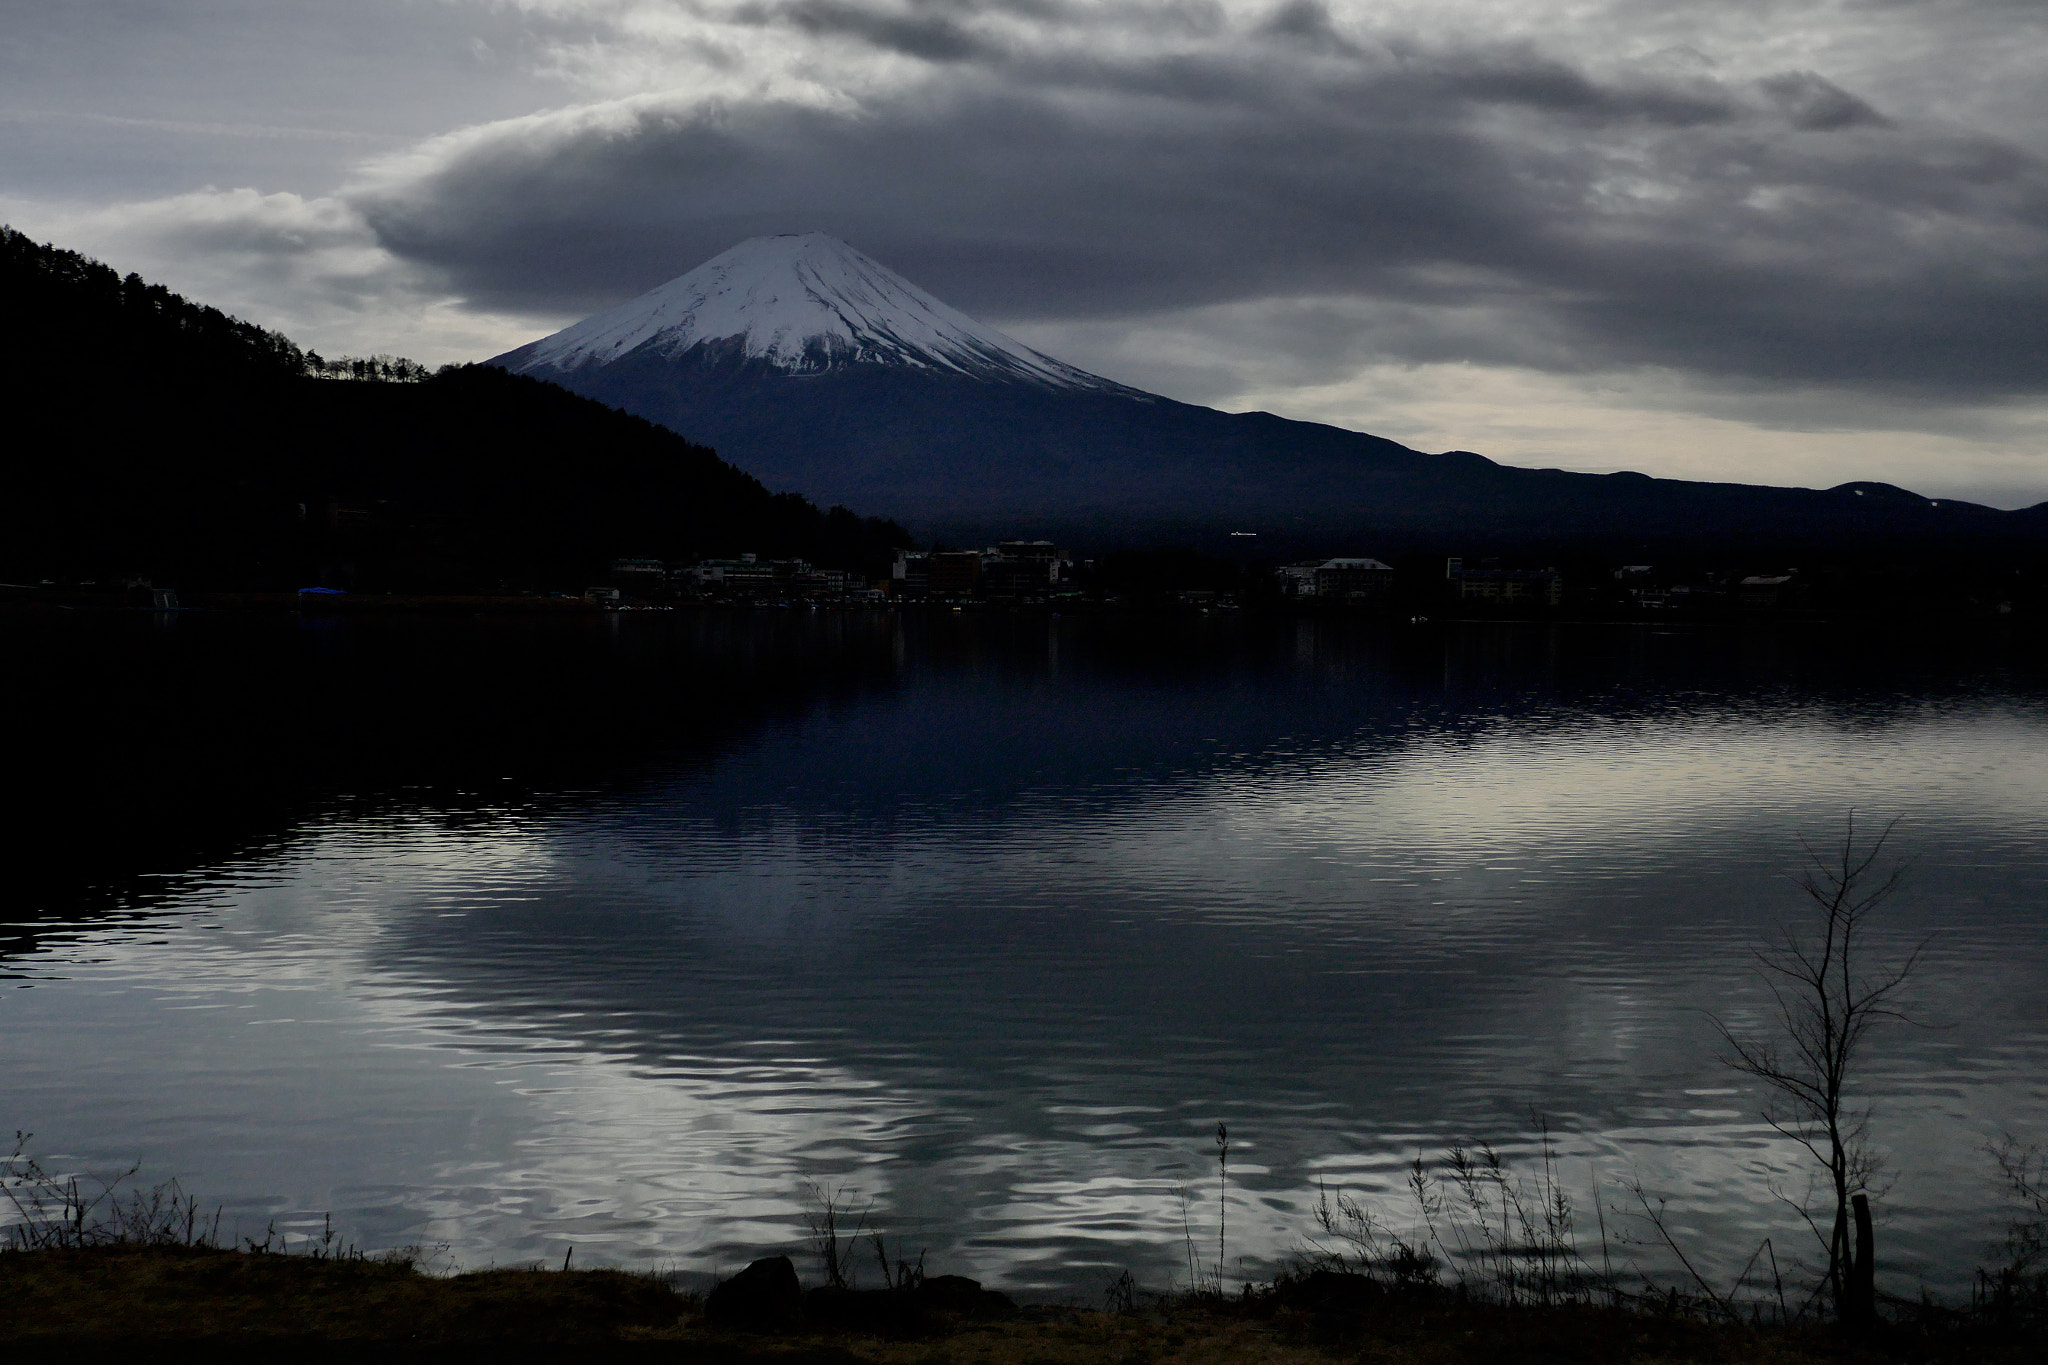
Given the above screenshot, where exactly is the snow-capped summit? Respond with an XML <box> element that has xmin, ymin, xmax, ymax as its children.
<box><xmin>497</xmin><ymin>233</ymin><xmax>1118</xmax><ymax>391</ymax></box>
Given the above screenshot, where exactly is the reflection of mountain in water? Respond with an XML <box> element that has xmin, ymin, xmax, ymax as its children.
<box><xmin>3</xmin><ymin>611</ymin><xmax>908</xmax><ymax>960</ymax></box>
<box><xmin>11</xmin><ymin>613</ymin><xmax>2048</xmax><ymax>1293</ymax></box>
<box><xmin>338</xmin><ymin>618</ymin><xmax>2048</xmax><ymax>1196</ymax></box>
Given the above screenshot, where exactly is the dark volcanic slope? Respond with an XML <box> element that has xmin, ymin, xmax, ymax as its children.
<box><xmin>490</xmin><ymin>236</ymin><xmax>2046</xmax><ymax>555</ymax></box>
<box><xmin>519</xmin><ymin>350</ymin><xmax>2043</xmax><ymax>556</ymax></box>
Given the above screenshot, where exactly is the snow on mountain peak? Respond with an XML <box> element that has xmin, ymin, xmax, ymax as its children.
<box><xmin>503</xmin><ymin>233</ymin><xmax>1117</xmax><ymax>391</ymax></box>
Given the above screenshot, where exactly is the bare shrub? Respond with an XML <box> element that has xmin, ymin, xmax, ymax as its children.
<box><xmin>1712</xmin><ymin>815</ymin><xmax>1921</xmax><ymax>1329</ymax></box>
<box><xmin>1977</xmin><ymin>1136</ymin><xmax>2048</xmax><ymax>1321</ymax></box>
<box><xmin>799</xmin><ymin>1178</ymin><xmax>872</xmax><ymax>1290</ymax></box>
<box><xmin>2</xmin><ymin>1132</ymin><xmax>220</xmax><ymax>1251</ymax></box>
<box><xmin>1299</xmin><ymin>1121</ymin><xmax>1597</xmax><ymax>1306</ymax></box>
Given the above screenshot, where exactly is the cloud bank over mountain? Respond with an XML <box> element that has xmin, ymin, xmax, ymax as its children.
<box><xmin>10</xmin><ymin>0</ymin><xmax>2048</xmax><ymax>502</ymax></box>
<box><xmin>358</xmin><ymin>21</ymin><xmax>2045</xmax><ymax>398</ymax></box>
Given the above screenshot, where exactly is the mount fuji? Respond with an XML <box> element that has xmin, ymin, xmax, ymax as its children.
<box><xmin>497</xmin><ymin>233</ymin><xmax>1121</xmax><ymax>394</ymax></box>
<box><xmin>491</xmin><ymin>234</ymin><xmax>2025</xmax><ymax>552</ymax></box>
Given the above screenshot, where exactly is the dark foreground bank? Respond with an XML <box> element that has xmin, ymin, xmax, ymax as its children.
<box><xmin>3</xmin><ymin>1245</ymin><xmax>2039</xmax><ymax>1364</ymax></box>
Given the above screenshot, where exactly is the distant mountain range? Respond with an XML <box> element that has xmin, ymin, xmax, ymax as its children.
<box><xmin>494</xmin><ymin>233</ymin><xmax>2046</xmax><ymax>556</ymax></box>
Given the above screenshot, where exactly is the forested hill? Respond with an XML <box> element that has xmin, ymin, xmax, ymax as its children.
<box><xmin>0</xmin><ymin>226</ymin><xmax>909</xmax><ymax>591</ymax></box>
<box><xmin>1</xmin><ymin>224</ymin><xmax>309</xmax><ymax>381</ymax></box>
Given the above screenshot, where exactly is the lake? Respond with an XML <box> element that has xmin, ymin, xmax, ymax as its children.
<box><xmin>4</xmin><ymin>609</ymin><xmax>2045</xmax><ymax>1303</ymax></box>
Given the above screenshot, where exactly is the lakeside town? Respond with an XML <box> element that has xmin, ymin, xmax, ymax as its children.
<box><xmin>578</xmin><ymin>541</ymin><xmax>2019</xmax><ymax>621</ymax></box>
<box><xmin>647</xmin><ymin>545</ymin><xmax>1573</xmax><ymax>609</ymax></box>
<box><xmin>10</xmin><ymin>537</ymin><xmax>2029</xmax><ymax>622</ymax></box>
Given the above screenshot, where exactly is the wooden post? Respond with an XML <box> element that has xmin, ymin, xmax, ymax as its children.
<box><xmin>1847</xmin><ymin>1193</ymin><xmax>1876</xmax><ymax>1331</ymax></box>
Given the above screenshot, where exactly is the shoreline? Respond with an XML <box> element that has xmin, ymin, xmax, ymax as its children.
<box><xmin>1</xmin><ymin>589</ymin><xmax>2039</xmax><ymax>633</ymax></box>
<box><xmin>4</xmin><ymin>1241</ymin><xmax>2019</xmax><ymax>1360</ymax></box>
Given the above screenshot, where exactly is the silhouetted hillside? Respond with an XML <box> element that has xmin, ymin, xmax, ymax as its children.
<box><xmin>0</xmin><ymin>226</ymin><xmax>908</xmax><ymax>590</ymax></box>
<box><xmin>1</xmin><ymin>224</ymin><xmax>310</xmax><ymax>382</ymax></box>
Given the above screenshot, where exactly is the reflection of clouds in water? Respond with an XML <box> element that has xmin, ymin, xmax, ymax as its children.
<box><xmin>508</xmin><ymin>700</ymin><xmax>2046</xmax><ymax>1284</ymax></box>
<box><xmin>601</xmin><ymin>700</ymin><xmax>2048</xmax><ymax>941</ymax></box>
<box><xmin>5</xmin><ymin>829</ymin><xmax>921</xmax><ymax>1270</ymax></box>
<box><xmin>6</xmin><ymin>691</ymin><xmax>2045</xmax><ymax>1295</ymax></box>
<box><xmin>394</xmin><ymin>1041</ymin><xmax>918</xmax><ymax>1269</ymax></box>
<box><xmin>1054</xmin><ymin>703</ymin><xmax>2048</xmax><ymax>915</ymax></box>
<box><xmin>17</xmin><ymin>823</ymin><xmax>1308</xmax><ymax>1288</ymax></box>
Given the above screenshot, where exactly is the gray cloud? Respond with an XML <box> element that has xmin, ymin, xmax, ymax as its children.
<box><xmin>12</xmin><ymin>0</ymin><xmax>2048</xmax><ymax>445</ymax></box>
<box><xmin>351</xmin><ymin>6</ymin><xmax>2048</xmax><ymax>400</ymax></box>
<box><xmin>1758</xmin><ymin>71</ymin><xmax>1890</xmax><ymax>131</ymax></box>
<box><xmin>729</xmin><ymin>0</ymin><xmax>1008</xmax><ymax>61</ymax></box>
<box><xmin>0</xmin><ymin>0</ymin><xmax>597</xmax><ymax>196</ymax></box>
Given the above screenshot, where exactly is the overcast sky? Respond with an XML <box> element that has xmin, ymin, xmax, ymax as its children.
<box><xmin>8</xmin><ymin>0</ymin><xmax>2048</xmax><ymax>505</ymax></box>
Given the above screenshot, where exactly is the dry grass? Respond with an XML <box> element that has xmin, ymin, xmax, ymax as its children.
<box><xmin>793</xmin><ymin>1301</ymin><xmax>1859</xmax><ymax>1365</ymax></box>
<box><xmin>0</xmin><ymin>1245</ymin><xmax>680</xmax><ymax>1344</ymax></box>
<box><xmin>4</xmin><ymin>1245</ymin><xmax>2038</xmax><ymax>1363</ymax></box>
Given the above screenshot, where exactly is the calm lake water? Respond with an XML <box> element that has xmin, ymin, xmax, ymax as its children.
<box><xmin>4</xmin><ymin>610</ymin><xmax>2045</xmax><ymax>1302</ymax></box>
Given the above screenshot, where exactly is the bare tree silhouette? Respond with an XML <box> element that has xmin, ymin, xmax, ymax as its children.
<box><xmin>1713</xmin><ymin>814</ymin><xmax>1922</xmax><ymax>1330</ymax></box>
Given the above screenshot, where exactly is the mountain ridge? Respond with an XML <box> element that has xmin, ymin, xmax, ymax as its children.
<box><xmin>490</xmin><ymin>233</ymin><xmax>2047</xmax><ymax>553</ymax></box>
